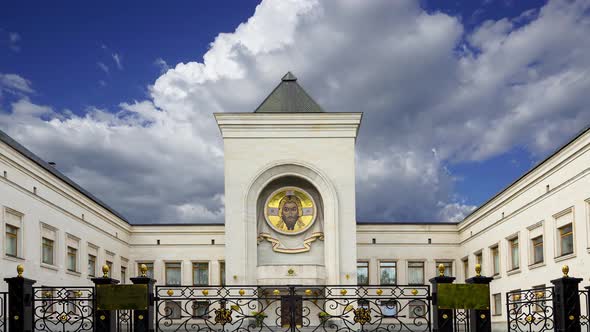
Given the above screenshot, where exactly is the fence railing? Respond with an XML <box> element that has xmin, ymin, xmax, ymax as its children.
<box><xmin>10</xmin><ymin>263</ymin><xmax>590</xmax><ymax>332</ymax></box>
<box><xmin>506</xmin><ymin>286</ymin><xmax>555</xmax><ymax>332</ymax></box>
<box><xmin>0</xmin><ymin>292</ymin><xmax>7</xmax><ymax>332</ymax></box>
<box><xmin>154</xmin><ymin>284</ymin><xmax>432</xmax><ymax>331</ymax></box>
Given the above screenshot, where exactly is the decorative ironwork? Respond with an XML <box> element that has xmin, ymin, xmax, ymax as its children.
<box><xmin>154</xmin><ymin>284</ymin><xmax>431</xmax><ymax>332</ymax></box>
<box><xmin>0</xmin><ymin>292</ymin><xmax>7</xmax><ymax>332</ymax></box>
<box><xmin>453</xmin><ymin>309</ymin><xmax>470</xmax><ymax>332</ymax></box>
<box><xmin>32</xmin><ymin>286</ymin><xmax>94</xmax><ymax>332</ymax></box>
<box><xmin>117</xmin><ymin>309</ymin><xmax>133</xmax><ymax>332</ymax></box>
<box><xmin>506</xmin><ymin>287</ymin><xmax>555</xmax><ymax>332</ymax></box>
<box><xmin>579</xmin><ymin>289</ymin><xmax>589</xmax><ymax>332</ymax></box>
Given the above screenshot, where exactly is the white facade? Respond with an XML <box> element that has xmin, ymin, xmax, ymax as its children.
<box><xmin>1</xmin><ymin>79</ymin><xmax>589</xmax><ymax>326</ymax></box>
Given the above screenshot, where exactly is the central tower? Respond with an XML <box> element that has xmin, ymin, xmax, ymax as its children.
<box><xmin>215</xmin><ymin>73</ymin><xmax>362</xmax><ymax>285</ymax></box>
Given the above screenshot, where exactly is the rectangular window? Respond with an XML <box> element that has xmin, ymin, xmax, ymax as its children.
<box><xmin>379</xmin><ymin>261</ymin><xmax>396</xmax><ymax>285</ymax></box>
<box><xmin>357</xmin><ymin>261</ymin><xmax>369</xmax><ymax>285</ymax></box>
<box><xmin>493</xmin><ymin>293</ymin><xmax>501</xmax><ymax>315</ymax></box>
<box><xmin>462</xmin><ymin>258</ymin><xmax>469</xmax><ymax>279</ymax></box>
<box><xmin>509</xmin><ymin>237</ymin><xmax>519</xmax><ymax>270</ymax></box>
<box><xmin>532</xmin><ymin>236</ymin><xmax>544</xmax><ymax>264</ymax></box>
<box><xmin>436</xmin><ymin>261</ymin><xmax>453</xmax><ymax>277</ymax></box>
<box><xmin>475</xmin><ymin>252</ymin><xmax>483</xmax><ymax>269</ymax></box>
<box><xmin>166</xmin><ymin>263</ymin><xmax>181</xmax><ymax>285</ymax></box>
<box><xmin>407</xmin><ymin>261</ymin><xmax>424</xmax><ymax>285</ymax></box>
<box><xmin>491</xmin><ymin>246</ymin><xmax>500</xmax><ymax>275</ymax></box>
<box><xmin>559</xmin><ymin>224</ymin><xmax>573</xmax><ymax>256</ymax></box>
<box><xmin>5</xmin><ymin>224</ymin><xmax>18</xmax><ymax>257</ymax></box>
<box><xmin>121</xmin><ymin>266</ymin><xmax>126</xmax><ymax>283</ymax></box>
<box><xmin>67</xmin><ymin>246</ymin><xmax>77</xmax><ymax>272</ymax></box>
<box><xmin>139</xmin><ymin>263</ymin><xmax>154</xmax><ymax>279</ymax></box>
<box><xmin>42</xmin><ymin>237</ymin><xmax>54</xmax><ymax>265</ymax></box>
<box><xmin>106</xmin><ymin>260</ymin><xmax>113</xmax><ymax>278</ymax></box>
<box><xmin>219</xmin><ymin>261</ymin><xmax>225</xmax><ymax>286</ymax></box>
<box><xmin>88</xmin><ymin>254</ymin><xmax>96</xmax><ymax>277</ymax></box>
<box><xmin>192</xmin><ymin>262</ymin><xmax>208</xmax><ymax>286</ymax></box>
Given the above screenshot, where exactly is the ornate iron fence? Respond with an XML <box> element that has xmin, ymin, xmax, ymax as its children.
<box><xmin>117</xmin><ymin>309</ymin><xmax>134</xmax><ymax>332</ymax></box>
<box><xmin>454</xmin><ymin>308</ymin><xmax>470</xmax><ymax>332</ymax></box>
<box><xmin>32</xmin><ymin>286</ymin><xmax>95</xmax><ymax>332</ymax></box>
<box><xmin>0</xmin><ymin>292</ymin><xmax>7</xmax><ymax>332</ymax></box>
<box><xmin>580</xmin><ymin>289</ymin><xmax>589</xmax><ymax>332</ymax></box>
<box><xmin>506</xmin><ymin>287</ymin><xmax>554</xmax><ymax>332</ymax></box>
<box><xmin>154</xmin><ymin>285</ymin><xmax>431</xmax><ymax>332</ymax></box>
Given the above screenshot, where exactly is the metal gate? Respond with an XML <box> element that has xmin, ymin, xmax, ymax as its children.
<box><xmin>154</xmin><ymin>285</ymin><xmax>432</xmax><ymax>331</ymax></box>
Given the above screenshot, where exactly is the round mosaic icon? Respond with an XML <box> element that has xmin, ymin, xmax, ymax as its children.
<box><xmin>264</xmin><ymin>187</ymin><xmax>317</xmax><ymax>235</ymax></box>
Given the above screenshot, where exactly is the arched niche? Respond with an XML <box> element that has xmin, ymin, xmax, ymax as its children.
<box><xmin>243</xmin><ymin>161</ymin><xmax>340</xmax><ymax>284</ymax></box>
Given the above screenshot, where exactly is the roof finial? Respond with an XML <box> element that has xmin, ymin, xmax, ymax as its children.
<box><xmin>282</xmin><ymin>72</ymin><xmax>297</xmax><ymax>81</ymax></box>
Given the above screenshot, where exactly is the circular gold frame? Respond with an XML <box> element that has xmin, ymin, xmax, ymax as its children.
<box><xmin>263</xmin><ymin>186</ymin><xmax>317</xmax><ymax>235</ymax></box>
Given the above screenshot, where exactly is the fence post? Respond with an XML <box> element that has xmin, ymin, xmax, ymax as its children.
<box><xmin>92</xmin><ymin>265</ymin><xmax>120</xmax><ymax>332</ymax></box>
<box><xmin>551</xmin><ymin>265</ymin><xmax>582</xmax><ymax>332</ymax></box>
<box><xmin>131</xmin><ymin>264</ymin><xmax>156</xmax><ymax>332</ymax></box>
<box><xmin>466</xmin><ymin>264</ymin><xmax>493</xmax><ymax>332</ymax></box>
<box><xmin>429</xmin><ymin>264</ymin><xmax>455</xmax><ymax>332</ymax></box>
<box><xmin>4</xmin><ymin>265</ymin><xmax>35</xmax><ymax>332</ymax></box>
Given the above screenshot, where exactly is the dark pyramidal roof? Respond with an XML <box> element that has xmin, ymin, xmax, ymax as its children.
<box><xmin>254</xmin><ymin>72</ymin><xmax>324</xmax><ymax>113</ymax></box>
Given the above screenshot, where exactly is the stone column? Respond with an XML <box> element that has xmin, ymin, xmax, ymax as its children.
<box><xmin>4</xmin><ymin>265</ymin><xmax>36</xmax><ymax>332</ymax></box>
<box><xmin>466</xmin><ymin>268</ymin><xmax>493</xmax><ymax>332</ymax></box>
<box><xmin>429</xmin><ymin>264</ymin><xmax>455</xmax><ymax>332</ymax></box>
<box><xmin>551</xmin><ymin>265</ymin><xmax>582</xmax><ymax>332</ymax></box>
<box><xmin>131</xmin><ymin>264</ymin><xmax>157</xmax><ymax>332</ymax></box>
<box><xmin>91</xmin><ymin>265</ymin><xmax>120</xmax><ymax>332</ymax></box>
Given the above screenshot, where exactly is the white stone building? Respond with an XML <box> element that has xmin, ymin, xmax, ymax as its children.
<box><xmin>1</xmin><ymin>73</ymin><xmax>589</xmax><ymax>326</ymax></box>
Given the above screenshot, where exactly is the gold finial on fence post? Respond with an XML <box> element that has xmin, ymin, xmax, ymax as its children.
<box><xmin>102</xmin><ymin>264</ymin><xmax>110</xmax><ymax>278</ymax></box>
<box><xmin>562</xmin><ymin>265</ymin><xmax>569</xmax><ymax>277</ymax></box>
<box><xmin>475</xmin><ymin>264</ymin><xmax>481</xmax><ymax>277</ymax></box>
<box><xmin>140</xmin><ymin>264</ymin><xmax>148</xmax><ymax>277</ymax></box>
<box><xmin>438</xmin><ymin>264</ymin><xmax>445</xmax><ymax>277</ymax></box>
<box><xmin>16</xmin><ymin>264</ymin><xmax>24</xmax><ymax>278</ymax></box>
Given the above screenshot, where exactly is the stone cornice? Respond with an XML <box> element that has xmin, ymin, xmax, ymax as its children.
<box><xmin>214</xmin><ymin>112</ymin><xmax>362</xmax><ymax>138</ymax></box>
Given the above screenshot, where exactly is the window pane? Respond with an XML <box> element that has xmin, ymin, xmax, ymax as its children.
<box><xmin>379</xmin><ymin>262</ymin><xmax>396</xmax><ymax>285</ymax></box>
<box><xmin>408</xmin><ymin>262</ymin><xmax>424</xmax><ymax>285</ymax></box>
<box><xmin>121</xmin><ymin>267</ymin><xmax>126</xmax><ymax>283</ymax></box>
<box><xmin>357</xmin><ymin>261</ymin><xmax>369</xmax><ymax>285</ymax></box>
<box><xmin>493</xmin><ymin>294</ymin><xmax>501</xmax><ymax>315</ymax></box>
<box><xmin>510</xmin><ymin>239</ymin><xmax>519</xmax><ymax>269</ymax></box>
<box><xmin>192</xmin><ymin>263</ymin><xmax>209</xmax><ymax>285</ymax></box>
<box><xmin>436</xmin><ymin>262</ymin><xmax>452</xmax><ymax>277</ymax></box>
<box><xmin>42</xmin><ymin>238</ymin><xmax>54</xmax><ymax>265</ymax></box>
<box><xmin>166</xmin><ymin>263</ymin><xmax>181</xmax><ymax>285</ymax></box>
<box><xmin>219</xmin><ymin>262</ymin><xmax>225</xmax><ymax>286</ymax></box>
<box><xmin>5</xmin><ymin>225</ymin><xmax>18</xmax><ymax>256</ymax></box>
<box><xmin>492</xmin><ymin>247</ymin><xmax>500</xmax><ymax>275</ymax></box>
<box><xmin>67</xmin><ymin>247</ymin><xmax>77</xmax><ymax>271</ymax></box>
<box><xmin>140</xmin><ymin>263</ymin><xmax>154</xmax><ymax>279</ymax></box>
<box><xmin>560</xmin><ymin>224</ymin><xmax>573</xmax><ymax>255</ymax></box>
<box><xmin>88</xmin><ymin>255</ymin><xmax>96</xmax><ymax>276</ymax></box>
<box><xmin>532</xmin><ymin>236</ymin><xmax>543</xmax><ymax>264</ymax></box>
<box><xmin>106</xmin><ymin>261</ymin><xmax>113</xmax><ymax>277</ymax></box>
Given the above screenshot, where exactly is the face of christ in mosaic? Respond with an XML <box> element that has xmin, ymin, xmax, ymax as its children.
<box><xmin>280</xmin><ymin>196</ymin><xmax>301</xmax><ymax>230</ymax></box>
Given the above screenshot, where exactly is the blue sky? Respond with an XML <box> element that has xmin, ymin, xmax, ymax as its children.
<box><xmin>1</xmin><ymin>0</ymin><xmax>589</xmax><ymax>224</ymax></box>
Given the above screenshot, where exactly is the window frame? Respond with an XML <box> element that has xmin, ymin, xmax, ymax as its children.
<box><xmin>192</xmin><ymin>262</ymin><xmax>209</xmax><ymax>286</ymax></box>
<box><xmin>490</xmin><ymin>245</ymin><xmax>500</xmax><ymax>276</ymax></box>
<box><xmin>492</xmin><ymin>293</ymin><xmax>502</xmax><ymax>316</ymax></box>
<box><xmin>558</xmin><ymin>223</ymin><xmax>574</xmax><ymax>257</ymax></box>
<box><xmin>531</xmin><ymin>235</ymin><xmax>544</xmax><ymax>265</ymax></box>
<box><xmin>41</xmin><ymin>237</ymin><xmax>55</xmax><ymax>265</ymax></box>
<box><xmin>165</xmin><ymin>262</ymin><xmax>182</xmax><ymax>286</ymax></box>
<box><xmin>88</xmin><ymin>254</ymin><xmax>97</xmax><ymax>277</ymax></box>
<box><xmin>507</xmin><ymin>235</ymin><xmax>520</xmax><ymax>271</ymax></box>
<box><xmin>407</xmin><ymin>261</ymin><xmax>425</xmax><ymax>285</ymax></box>
<box><xmin>378</xmin><ymin>261</ymin><xmax>397</xmax><ymax>285</ymax></box>
<box><xmin>356</xmin><ymin>261</ymin><xmax>369</xmax><ymax>285</ymax></box>
<box><xmin>67</xmin><ymin>246</ymin><xmax>78</xmax><ymax>272</ymax></box>
<box><xmin>4</xmin><ymin>207</ymin><xmax>24</xmax><ymax>259</ymax></box>
<box><xmin>5</xmin><ymin>224</ymin><xmax>19</xmax><ymax>258</ymax></box>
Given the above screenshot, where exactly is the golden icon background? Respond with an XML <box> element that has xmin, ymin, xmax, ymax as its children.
<box><xmin>264</xmin><ymin>187</ymin><xmax>316</xmax><ymax>235</ymax></box>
